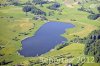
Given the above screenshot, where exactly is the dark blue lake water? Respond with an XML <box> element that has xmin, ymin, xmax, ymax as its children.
<box><xmin>19</xmin><ymin>22</ymin><xmax>74</xmax><ymax>57</ymax></box>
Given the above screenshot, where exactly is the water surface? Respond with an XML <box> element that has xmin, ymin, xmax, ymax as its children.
<box><xmin>19</xmin><ymin>22</ymin><xmax>74</xmax><ymax>57</ymax></box>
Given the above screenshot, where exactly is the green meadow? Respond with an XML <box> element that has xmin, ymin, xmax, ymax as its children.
<box><xmin>0</xmin><ymin>0</ymin><xmax>100</xmax><ymax>66</ymax></box>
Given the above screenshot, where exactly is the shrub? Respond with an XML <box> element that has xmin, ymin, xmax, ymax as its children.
<box><xmin>31</xmin><ymin>7</ymin><xmax>46</xmax><ymax>16</ymax></box>
<box><xmin>47</xmin><ymin>3</ymin><xmax>60</xmax><ymax>10</ymax></box>
<box><xmin>33</xmin><ymin>0</ymin><xmax>47</xmax><ymax>5</ymax></box>
<box><xmin>55</xmin><ymin>42</ymin><xmax>69</xmax><ymax>50</ymax></box>
<box><xmin>23</xmin><ymin>5</ymin><xmax>32</xmax><ymax>16</ymax></box>
<box><xmin>88</xmin><ymin>14</ymin><xmax>100</xmax><ymax>20</ymax></box>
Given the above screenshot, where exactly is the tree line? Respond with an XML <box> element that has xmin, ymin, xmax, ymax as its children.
<box><xmin>84</xmin><ymin>29</ymin><xmax>100</xmax><ymax>63</ymax></box>
<box><xmin>71</xmin><ymin>29</ymin><xmax>100</xmax><ymax>63</ymax></box>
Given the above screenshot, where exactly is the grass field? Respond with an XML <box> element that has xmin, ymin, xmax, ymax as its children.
<box><xmin>0</xmin><ymin>0</ymin><xmax>100</xmax><ymax>66</ymax></box>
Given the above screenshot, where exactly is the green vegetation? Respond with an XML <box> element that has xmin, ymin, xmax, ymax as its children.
<box><xmin>54</xmin><ymin>42</ymin><xmax>69</xmax><ymax>50</ymax></box>
<box><xmin>0</xmin><ymin>0</ymin><xmax>100</xmax><ymax>66</ymax></box>
<box><xmin>84</xmin><ymin>30</ymin><xmax>100</xmax><ymax>63</ymax></box>
<box><xmin>47</xmin><ymin>2</ymin><xmax>61</xmax><ymax>10</ymax></box>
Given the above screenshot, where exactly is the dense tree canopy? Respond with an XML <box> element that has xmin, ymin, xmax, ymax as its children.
<box><xmin>23</xmin><ymin>5</ymin><xmax>32</xmax><ymax>16</ymax></box>
<box><xmin>31</xmin><ymin>7</ymin><xmax>46</xmax><ymax>16</ymax></box>
<box><xmin>33</xmin><ymin>0</ymin><xmax>47</xmax><ymax>5</ymax></box>
<box><xmin>48</xmin><ymin>2</ymin><xmax>60</xmax><ymax>10</ymax></box>
<box><xmin>84</xmin><ymin>30</ymin><xmax>100</xmax><ymax>63</ymax></box>
<box><xmin>97</xmin><ymin>6</ymin><xmax>100</xmax><ymax>13</ymax></box>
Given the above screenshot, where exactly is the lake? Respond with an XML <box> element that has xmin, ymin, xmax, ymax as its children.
<box><xmin>19</xmin><ymin>22</ymin><xmax>74</xmax><ymax>57</ymax></box>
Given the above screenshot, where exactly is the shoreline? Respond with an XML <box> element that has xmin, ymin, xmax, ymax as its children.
<box><xmin>18</xmin><ymin>21</ymin><xmax>75</xmax><ymax>57</ymax></box>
